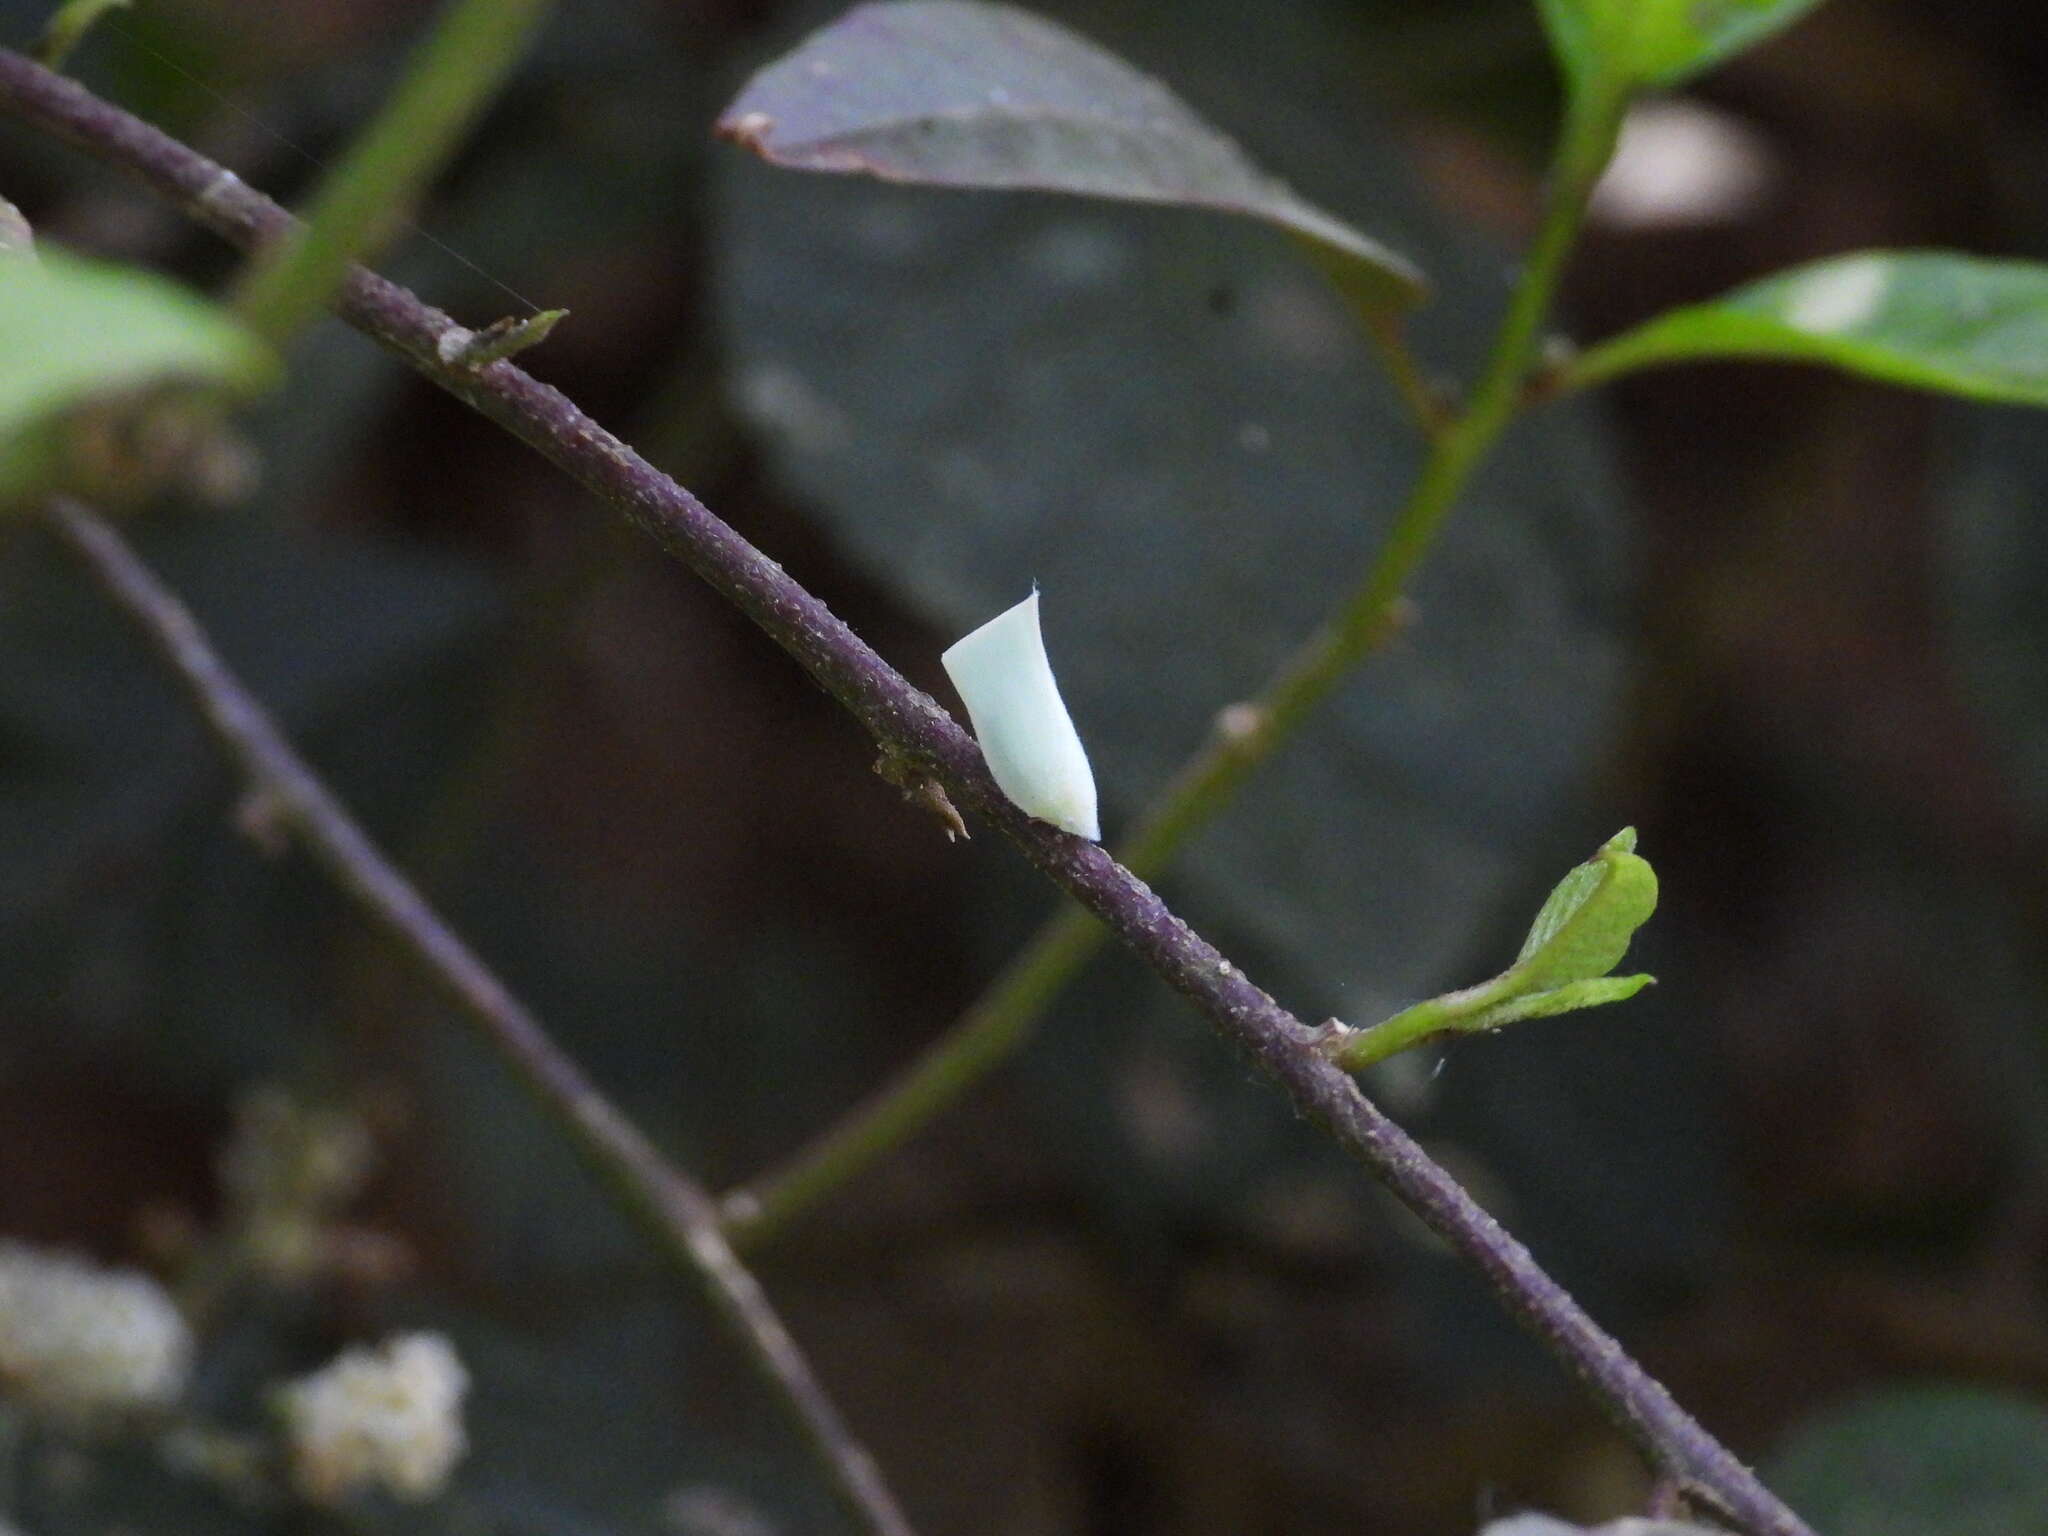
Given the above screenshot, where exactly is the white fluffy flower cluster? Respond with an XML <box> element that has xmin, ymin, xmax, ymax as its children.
<box><xmin>0</xmin><ymin>1240</ymin><xmax>191</xmax><ymax>1423</ymax></box>
<box><xmin>278</xmin><ymin>1332</ymin><xmax>469</xmax><ymax>1504</ymax></box>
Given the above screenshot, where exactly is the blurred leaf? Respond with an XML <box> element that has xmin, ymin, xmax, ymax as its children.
<box><xmin>1536</xmin><ymin>0</ymin><xmax>1827</xmax><ymax>93</ymax></box>
<box><xmin>0</xmin><ymin>195</ymin><xmax>32</xmax><ymax>258</ymax></box>
<box><xmin>1766</xmin><ymin>1386</ymin><xmax>2048</xmax><ymax>1536</ymax></box>
<box><xmin>717</xmin><ymin>0</ymin><xmax>1427</xmax><ymax>310</ymax></box>
<box><xmin>0</xmin><ymin>246</ymin><xmax>274</xmax><ymax>506</ymax></box>
<box><xmin>1947</xmin><ymin>403</ymin><xmax>2048</xmax><ymax>834</ymax></box>
<box><xmin>1568</xmin><ymin>252</ymin><xmax>2048</xmax><ymax>405</ymax></box>
<box><xmin>35</xmin><ymin>0</ymin><xmax>133</xmax><ymax>69</ymax></box>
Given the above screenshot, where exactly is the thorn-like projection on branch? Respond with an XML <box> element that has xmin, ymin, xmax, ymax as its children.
<box><xmin>439</xmin><ymin>308</ymin><xmax>568</xmax><ymax>370</ymax></box>
<box><xmin>941</xmin><ymin>589</ymin><xmax>1099</xmax><ymax>841</ymax></box>
<box><xmin>873</xmin><ymin>743</ymin><xmax>969</xmax><ymax>842</ymax></box>
<box><xmin>1327</xmin><ymin>828</ymin><xmax>1658</xmax><ymax>1071</ymax></box>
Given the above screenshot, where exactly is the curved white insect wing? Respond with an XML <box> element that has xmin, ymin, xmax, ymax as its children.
<box><xmin>941</xmin><ymin>591</ymin><xmax>1101</xmax><ymax>840</ymax></box>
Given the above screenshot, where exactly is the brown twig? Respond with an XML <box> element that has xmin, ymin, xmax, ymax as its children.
<box><xmin>40</xmin><ymin>496</ymin><xmax>915</xmax><ymax>1536</ymax></box>
<box><xmin>0</xmin><ymin>51</ymin><xmax>1812</xmax><ymax>1536</ymax></box>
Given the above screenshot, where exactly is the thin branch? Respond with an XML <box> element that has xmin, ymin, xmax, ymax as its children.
<box><xmin>39</xmin><ymin>496</ymin><xmax>916</xmax><ymax>1536</ymax></box>
<box><xmin>0</xmin><ymin>52</ymin><xmax>1811</xmax><ymax>1536</ymax></box>
<box><xmin>1360</xmin><ymin>307</ymin><xmax>1452</xmax><ymax>443</ymax></box>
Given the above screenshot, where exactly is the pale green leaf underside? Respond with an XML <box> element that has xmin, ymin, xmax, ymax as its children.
<box><xmin>1516</xmin><ymin>855</ymin><xmax>1603</xmax><ymax>965</ymax></box>
<box><xmin>1538</xmin><ymin>0</ymin><xmax>1827</xmax><ymax>91</ymax></box>
<box><xmin>1569</xmin><ymin>251</ymin><xmax>2048</xmax><ymax>406</ymax></box>
<box><xmin>718</xmin><ymin>1</ymin><xmax>1425</xmax><ymax>309</ymax></box>
<box><xmin>0</xmin><ymin>246</ymin><xmax>274</xmax><ymax>505</ymax></box>
<box><xmin>1469</xmin><ymin>973</ymin><xmax>1653</xmax><ymax>1031</ymax></box>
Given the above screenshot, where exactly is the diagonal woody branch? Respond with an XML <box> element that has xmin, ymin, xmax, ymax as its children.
<box><xmin>39</xmin><ymin>496</ymin><xmax>916</xmax><ymax>1536</ymax></box>
<box><xmin>0</xmin><ymin>49</ymin><xmax>1811</xmax><ymax>1536</ymax></box>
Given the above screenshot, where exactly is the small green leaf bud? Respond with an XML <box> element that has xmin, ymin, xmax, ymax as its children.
<box><xmin>1330</xmin><ymin>829</ymin><xmax>1658</xmax><ymax>1072</ymax></box>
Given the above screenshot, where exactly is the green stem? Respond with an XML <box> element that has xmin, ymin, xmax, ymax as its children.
<box><xmin>1361</xmin><ymin>309</ymin><xmax>1451</xmax><ymax>443</ymax></box>
<box><xmin>719</xmin><ymin>90</ymin><xmax>1628</xmax><ymax>1251</ymax></box>
<box><xmin>32</xmin><ymin>0</ymin><xmax>129</xmax><ymax>71</ymax></box>
<box><xmin>1330</xmin><ymin>979</ymin><xmax>1501</xmax><ymax>1071</ymax></box>
<box><xmin>232</xmin><ymin>0</ymin><xmax>553</xmax><ymax>346</ymax></box>
<box><xmin>1333</xmin><ymin>1000</ymin><xmax>1453</xmax><ymax>1071</ymax></box>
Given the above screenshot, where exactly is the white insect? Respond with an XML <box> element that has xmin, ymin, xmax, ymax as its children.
<box><xmin>941</xmin><ymin>590</ymin><xmax>1101</xmax><ymax>840</ymax></box>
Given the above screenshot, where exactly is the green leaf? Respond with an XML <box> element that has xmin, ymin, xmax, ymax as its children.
<box><xmin>1766</xmin><ymin>1386</ymin><xmax>2048</xmax><ymax>1536</ymax></box>
<box><xmin>716</xmin><ymin>1</ymin><xmax>1426</xmax><ymax>310</ymax></box>
<box><xmin>1509</xmin><ymin>826</ymin><xmax>1657</xmax><ymax>992</ymax></box>
<box><xmin>1537</xmin><ymin>0</ymin><xmax>1828</xmax><ymax>94</ymax></box>
<box><xmin>1331</xmin><ymin>830</ymin><xmax>1656</xmax><ymax>1069</ymax></box>
<box><xmin>1465</xmin><ymin>972</ymin><xmax>1654</xmax><ymax>1031</ymax></box>
<box><xmin>0</xmin><ymin>245</ymin><xmax>275</xmax><ymax>507</ymax></box>
<box><xmin>1532</xmin><ymin>0</ymin><xmax>1603</xmax><ymax>91</ymax></box>
<box><xmin>1568</xmin><ymin>251</ymin><xmax>2048</xmax><ymax>406</ymax></box>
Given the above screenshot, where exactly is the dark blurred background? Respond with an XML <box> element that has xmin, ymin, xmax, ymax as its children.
<box><xmin>5</xmin><ymin>0</ymin><xmax>2048</xmax><ymax>1531</ymax></box>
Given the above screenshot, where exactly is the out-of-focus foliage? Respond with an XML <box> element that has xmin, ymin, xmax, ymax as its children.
<box><xmin>1535</xmin><ymin>0</ymin><xmax>1828</xmax><ymax>93</ymax></box>
<box><xmin>1947</xmin><ymin>402</ymin><xmax>2048</xmax><ymax>834</ymax></box>
<box><xmin>1765</xmin><ymin>1387</ymin><xmax>2048</xmax><ymax>1536</ymax></box>
<box><xmin>33</xmin><ymin>0</ymin><xmax>133</xmax><ymax>71</ymax></box>
<box><xmin>1571</xmin><ymin>251</ymin><xmax>2048</xmax><ymax>403</ymax></box>
<box><xmin>0</xmin><ymin>246</ymin><xmax>272</xmax><ymax>506</ymax></box>
<box><xmin>718</xmin><ymin>0</ymin><xmax>1426</xmax><ymax>309</ymax></box>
